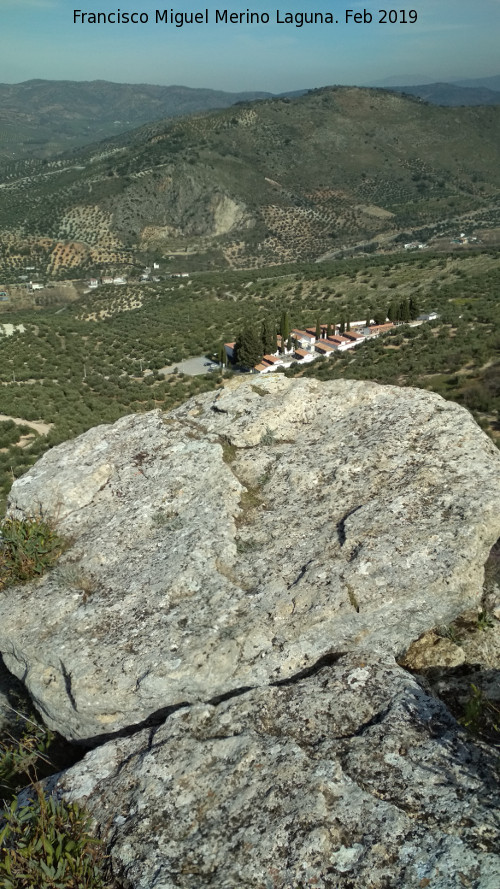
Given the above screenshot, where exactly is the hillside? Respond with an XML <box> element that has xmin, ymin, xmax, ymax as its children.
<box><xmin>1</xmin><ymin>87</ymin><xmax>500</xmax><ymax>276</ymax></box>
<box><xmin>0</xmin><ymin>79</ymin><xmax>271</xmax><ymax>159</ymax></box>
<box><xmin>0</xmin><ymin>249</ymin><xmax>499</xmax><ymax>515</ymax></box>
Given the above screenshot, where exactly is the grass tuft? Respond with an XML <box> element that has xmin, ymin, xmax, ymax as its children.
<box><xmin>0</xmin><ymin>515</ymin><xmax>65</xmax><ymax>591</ymax></box>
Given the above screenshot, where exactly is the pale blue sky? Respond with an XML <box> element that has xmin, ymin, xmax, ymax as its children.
<box><xmin>0</xmin><ymin>1</ymin><xmax>498</xmax><ymax>91</ymax></box>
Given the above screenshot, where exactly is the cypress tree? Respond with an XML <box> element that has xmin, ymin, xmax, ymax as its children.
<box><xmin>339</xmin><ymin>316</ymin><xmax>345</xmax><ymax>335</ymax></box>
<box><xmin>235</xmin><ymin>326</ymin><xmax>263</xmax><ymax>369</ymax></box>
<box><xmin>409</xmin><ymin>295</ymin><xmax>419</xmax><ymax>320</ymax></box>
<box><xmin>315</xmin><ymin>317</ymin><xmax>321</xmax><ymax>340</ymax></box>
<box><xmin>280</xmin><ymin>310</ymin><xmax>290</xmax><ymax>342</ymax></box>
<box><xmin>261</xmin><ymin>318</ymin><xmax>277</xmax><ymax>355</ymax></box>
<box><xmin>401</xmin><ymin>299</ymin><xmax>410</xmax><ymax>323</ymax></box>
<box><xmin>388</xmin><ymin>301</ymin><xmax>398</xmax><ymax>323</ymax></box>
<box><xmin>327</xmin><ymin>322</ymin><xmax>332</xmax><ymax>338</ymax></box>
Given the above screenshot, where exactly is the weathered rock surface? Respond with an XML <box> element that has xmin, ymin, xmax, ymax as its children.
<box><xmin>1</xmin><ymin>376</ymin><xmax>500</xmax><ymax>741</ymax></box>
<box><xmin>53</xmin><ymin>653</ymin><xmax>500</xmax><ymax>889</ymax></box>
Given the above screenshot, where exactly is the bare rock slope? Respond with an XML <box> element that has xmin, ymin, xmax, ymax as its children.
<box><xmin>1</xmin><ymin>376</ymin><xmax>500</xmax><ymax>744</ymax></box>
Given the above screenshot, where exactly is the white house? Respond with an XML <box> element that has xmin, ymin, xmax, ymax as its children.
<box><xmin>314</xmin><ymin>341</ymin><xmax>336</xmax><ymax>357</ymax></box>
<box><xmin>291</xmin><ymin>328</ymin><xmax>316</xmax><ymax>350</ymax></box>
<box><xmin>326</xmin><ymin>335</ymin><xmax>354</xmax><ymax>351</ymax></box>
<box><xmin>417</xmin><ymin>311</ymin><xmax>439</xmax><ymax>322</ymax></box>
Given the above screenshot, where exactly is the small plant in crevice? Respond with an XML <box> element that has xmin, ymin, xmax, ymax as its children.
<box><xmin>236</xmin><ymin>537</ymin><xmax>261</xmax><ymax>554</ymax></box>
<box><xmin>0</xmin><ymin>515</ymin><xmax>66</xmax><ymax>591</ymax></box>
<box><xmin>236</xmin><ymin>486</ymin><xmax>264</xmax><ymax>527</ymax></box>
<box><xmin>220</xmin><ymin>437</ymin><xmax>237</xmax><ymax>465</ymax></box>
<box><xmin>476</xmin><ymin>609</ymin><xmax>494</xmax><ymax>631</ymax></box>
<box><xmin>435</xmin><ymin>622</ymin><xmax>462</xmax><ymax>646</ymax></box>
<box><xmin>54</xmin><ymin>565</ymin><xmax>97</xmax><ymax>601</ymax></box>
<box><xmin>260</xmin><ymin>427</ymin><xmax>276</xmax><ymax>446</ymax></box>
<box><xmin>460</xmin><ymin>683</ymin><xmax>500</xmax><ymax>742</ymax></box>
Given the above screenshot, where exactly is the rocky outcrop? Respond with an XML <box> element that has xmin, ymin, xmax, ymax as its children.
<box><xmin>54</xmin><ymin>653</ymin><xmax>500</xmax><ymax>889</ymax></box>
<box><xmin>1</xmin><ymin>376</ymin><xmax>500</xmax><ymax>743</ymax></box>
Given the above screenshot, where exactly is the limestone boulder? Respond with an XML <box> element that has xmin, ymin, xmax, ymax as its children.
<box><xmin>1</xmin><ymin>377</ymin><xmax>499</xmax><ymax>741</ymax></box>
<box><xmin>54</xmin><ymin>654</ymin><xmax>500</xmax><ymax>889</ymax></box>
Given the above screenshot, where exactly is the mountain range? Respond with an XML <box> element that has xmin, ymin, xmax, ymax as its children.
<box><xmin>387</xmin><ymin>83</ymin><xmax>500</xmax><ymax>107</ymax></box>
<box><xmin>0</xmin><ymin>80</ymin><xmax>273</xmax><ymax>159</ymax></box>
<box><xmin>1</xmin><ymin>77</ymin><xmax>499</xmax><ymax>163</ymax></box>
<box><xmin>1</xmin><ymin>86</ymin><xmax>499</xmax><ymax>277</ymax></box>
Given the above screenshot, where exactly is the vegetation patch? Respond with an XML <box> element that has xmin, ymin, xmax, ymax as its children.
<box><xmin>0</xmin><ymin>788</ymin><xmax>107</xmax><ymax>889</ymax></box>
<box><xmin>236</xmin><ymin>486</ymin><xmax>264</xmax><ymax>527</ymax></box>
<box><xmin>220</xmin><ymin>438</ymin><xmax>237</xmax><ymax>465</ymax></box>
<box><xmin>0</xmin><ymin>516</ymin><xmax>65</xmax><ymax>590</ymax></box>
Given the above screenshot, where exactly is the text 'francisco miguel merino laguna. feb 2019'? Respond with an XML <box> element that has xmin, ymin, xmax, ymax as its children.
<box><xmin>72</xmin><ymin>9</ymin><xmax>419</xmax><ymax>27</ymax></box>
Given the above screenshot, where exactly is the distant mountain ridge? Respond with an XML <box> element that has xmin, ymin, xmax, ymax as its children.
<box><xmin>453</xmin><ymin>74</ymin><xmax>500</xmax><ymax>91</ymax></box>
<box><xmin>1</xmin><ymin>76</ymin><xmax>500</xmax><ymax>161</ymax></box>
<box><xmin>0</xmin><ymin>80</ymin><xmax>273</xmax><ymax>159</ymax></box>
<box><xmin>387</xmin><ymin>82</ymin><xmax>500</xmax><ymax>106</ymax></box>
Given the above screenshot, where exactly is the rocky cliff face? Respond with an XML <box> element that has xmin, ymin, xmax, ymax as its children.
<box><xmin>1</xmin><ymin>376</ymin><xmax>499</xmax><ymax>888</ymax></box>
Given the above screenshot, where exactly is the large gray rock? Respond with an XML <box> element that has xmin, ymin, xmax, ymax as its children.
<box><xmin>54</xmin><ymin>653</ymin><xmax>500</xmax><ymax>889</ymax></box>
<box><xmin>1</xmin><ymin>377</ymin><xmax>499</xmax><ymax>741</ymax></box>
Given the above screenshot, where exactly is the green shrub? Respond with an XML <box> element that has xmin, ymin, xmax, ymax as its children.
<box><xmin>0</xmin><ymin>516</ymin><xmax>65</xmax><ymax>590</ymax></box>
<box><xmin>0</xmin><ymin>788</ymin><xmax>106</xmax><ymax>889</ymax></box>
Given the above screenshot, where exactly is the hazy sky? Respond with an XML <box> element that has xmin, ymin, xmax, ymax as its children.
<box><xmin>0</xmin><ymin>0</ymin><xmax>498</xmax><ymax>91</ymax></box>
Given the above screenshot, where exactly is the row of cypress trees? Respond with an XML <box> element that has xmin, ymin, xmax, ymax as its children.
<box><xmin>227</xmin><ymin>296</ymin><xmax>420</xmax><ymax>369</ymax></box>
